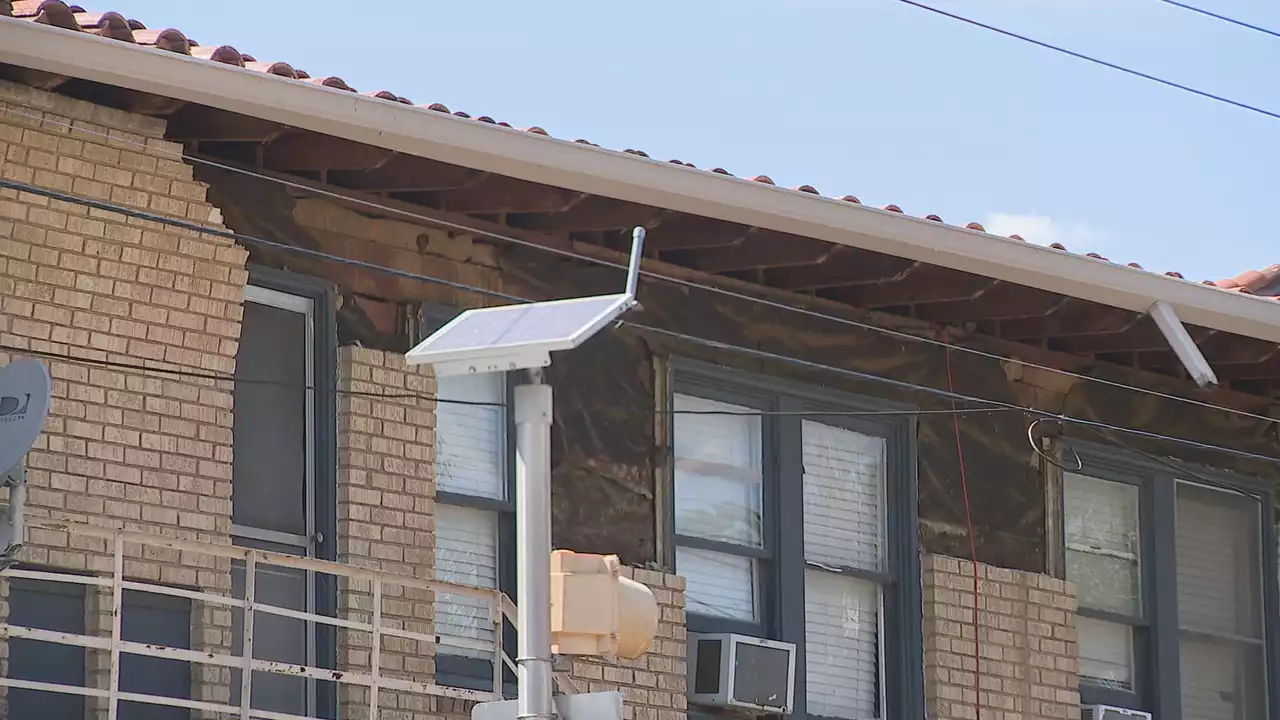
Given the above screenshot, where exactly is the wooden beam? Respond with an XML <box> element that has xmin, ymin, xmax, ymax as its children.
<box><xmin>262</xmin><ymin>132</ymin><xmax>394</xmax><ymax>172</ymax></box>
<box><xmin>914</xmin><ymin>285</ymin><xmax>1070</xmax><ymax>324</ymax></box>
<box><xmin>327</xmin><ymin>154</ymin><xmax>488</xmax><ymax>192</ymax></box>
<box><xmin>675</xmin><ymin>231</ymin><xmax>839</xmax><ymax>273</ymax></box>
<box><xmin>763</xmin><ymin>253</ymin><xmax>918</xmax><ymax>291</ymax></box>
<box><xmin>507</xmin><ymin>196</ymin><xmax>669</xmax><ymax>232</ymax></box>
<box><xmin>166</xmin><ymin>105</ymin><xmax>289</xmax><ymax>142</ymax></box>
<box><xmin>996</xmin><ymin>303</ymin><xmax>1138</xmax><ymax>341</ymax></box>
<box><xmin>433</xmin><ymin>175</ymin><xmax>587</xmax><ymax>215</ymax></box>
<box><xmin>54</xmin><ymin>78</ymin><xmax>186</xmax><ymax>116</ymax></box>
<box><xmin>1050</xmin><ymin>318</ymin><xmax>1215</xmax><ymax>355</ymax></box>
<box><xmin>0</xmin><ymin>62</ymin><xmax>69</xmax><ymax>91</ymax></box>
<box><xmin>1216</xmin><ymin>356</ymin><xmax>1280</xmax><ymax>382</ymax></box>
<box><xmin>832</xmin><ymin>267</ymin><xmax>995</xmax><ymax>309</ymax></box>
<box><xmin>645</xmin><ymin>215</ymin><xmax>753</xmax><ymax>251</ymax></box>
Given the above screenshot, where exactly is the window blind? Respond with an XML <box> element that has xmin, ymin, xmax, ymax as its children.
<box><xmin>1076</xmin><ymin>616</ymin><xmax>1133</xmax><ymax>691</ymax></box>
<box><xmin>801</xmin><ymin>421</ymin><xmax>884</xmax><ymax>572</ymax></box>
<box><xmin>673</xmin><ymin>393</ymin><xmax>763</xmax><ymax>621</ymax></box>
<box><xmin>673</xmin><ymin>394</ymin><xmax>763</xmax><ymax>547</ymax></box>
<box><xmin>435</xmin><ymin>504</ymin><xmax>499</xmax><ymax>658</ymax></box>
<box><xmin>676</xmin><ymin>546</ymin><xmax>757</xmax><ymax>621</ymax></box>
<box><xmin>804</xmin><ymin>570</ymin><xmax>880</xmax><ymax>719</ymax></box>
<box><xmin>802</xmin><ymin>421</ymin><xmax>884</xmax><ymax>718</ymax></box>
<box><xmin>435</xmin><ymin>373</ymin><xmax>505</xmax><ymax>499</ymax></box>
<box><xmin>1175</xmin><ymin>484</ymin><xmax>1265</xmax><ymax>720</ymax></box>
<box><xmin>1063</xmin><ymin>474</ymin><xmax>1141</xmax><ymax>615</ymax></box>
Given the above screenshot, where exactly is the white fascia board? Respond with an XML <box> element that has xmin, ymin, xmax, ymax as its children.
<box><xmin>4</xmin><ymin>17</ymin><xmax>1279</xmax><ymax>343</ymax></box>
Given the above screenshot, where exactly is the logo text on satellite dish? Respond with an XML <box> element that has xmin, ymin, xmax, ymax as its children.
<box><xmin>0</xmin><ymin>393</ymin><xmax>32</xmax><ymax>422</ymax></box>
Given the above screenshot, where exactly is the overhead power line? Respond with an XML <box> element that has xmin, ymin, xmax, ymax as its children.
<box><xmin>892</xmin><ymin>0</ymin><xmax>1280</xmax><ymax>122</ymax></box>
<box><xmin>2</xmin><ymin>106</ymin><xmax>1279</xmax><ymax>430</ymax></box>
<box><xmin>1154</xmin><ymin>0</ymin><xmax>1280</xmax><ymax>40</ymax></box>
<box><xmin>4</xmin><ymin>177</ymin><xmax>1280</xmax><ymax>468</ymax></box>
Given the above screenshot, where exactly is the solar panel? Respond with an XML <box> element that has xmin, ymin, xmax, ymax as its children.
<box><xmin>405</xmin><ymin>293</ymin><xmax>635</xmax><ymax>376</ymax></box>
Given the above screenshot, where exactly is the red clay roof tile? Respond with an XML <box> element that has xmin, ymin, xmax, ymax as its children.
<box><xmin>6</xmin><ymin>1</ymin><xmax>1276</xmax><ymax>299</ymax></box>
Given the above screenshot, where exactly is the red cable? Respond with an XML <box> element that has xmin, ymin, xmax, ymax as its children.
<box><xmin>942</xmin><ymin>329</ymin><xmax>982</xmax><ymax>718</ymax></box>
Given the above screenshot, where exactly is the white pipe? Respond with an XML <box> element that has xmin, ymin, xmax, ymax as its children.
<box><xmin>1149</xmin><ymin>300</ymin><xmax>1220</xmax><ymax>388</ymax></box>
<box><xmin>514</xmin><ymin>378</ymin><xmax>555</xmax><ymax>720</ymax></box>
<box><xmin>2</xmin><ymin>18</ymin><xmax>1279</xmax><ymax>343</ymax></box>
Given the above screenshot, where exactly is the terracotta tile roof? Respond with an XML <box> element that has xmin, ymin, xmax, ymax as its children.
<box><xmin>5</xmin><ymin>0</ymin><xmax>1277</xmax><ymax>300</ymax></box>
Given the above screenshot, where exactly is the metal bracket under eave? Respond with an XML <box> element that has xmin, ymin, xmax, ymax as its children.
<box><xmin>1148</xmin><ymin>300</ymin><xmax>1220</xmax><ymax>389</ymax></box>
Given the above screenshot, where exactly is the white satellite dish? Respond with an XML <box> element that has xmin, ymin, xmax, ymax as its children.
<box><xmin>0</xmin><ymin>359</ymin><xmax>52</xmax><ymax>477</ymax></box>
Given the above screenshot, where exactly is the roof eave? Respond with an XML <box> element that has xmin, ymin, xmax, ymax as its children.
<box><xmin>3</xmin><ymin>16</ymin><xmax>1277</xmax><ymax>344</ymax></box>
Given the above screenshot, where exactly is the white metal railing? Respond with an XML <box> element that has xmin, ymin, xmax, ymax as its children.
<box><xmin>0</xmin><ymin>520</ymin><xmax>553</xmax><ymax>720</ymax></box>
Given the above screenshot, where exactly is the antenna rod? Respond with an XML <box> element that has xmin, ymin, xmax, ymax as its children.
<box><xmin>625</xmin><ymin>227</ymin><xmax>646</xmax><ymax>301</ymax></box>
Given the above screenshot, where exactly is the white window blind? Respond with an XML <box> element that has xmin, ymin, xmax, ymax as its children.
<box><xmin>1077</xmin><ymin>616</ymin><xmax>1133</xmax><ymax>691</ymax></box>
<box><xmin>802</xmin><ymin>421</ymin><xmax>885</xmax><ymax>718</ymax></box>
<box><xmin>676</xmin><ymin>547</ymin><xmax>757</xmax><ymax>621</ymax></box>
<box><xmin>434</xmin><ymin>371</ymin><xmax>506</xmax><ymax>660</ymax></box>
<box><xmin>435</xmin><ymin>373</ymin><xmax>505</xmax><ymax>499</ymax></box>
<box><xmin>1063</xmin><ymin>474</ymin><xmax>1141</xmax><ymax>615</ymax></box>
<box><xmin>801</xmin><ymin>421</ymin><xmax>884</xmax><ymax>572</ymax></box>
<box><xmin>1175</xmin><ymin>483</ymin><xmax>1266</xmax><ymax>720</ymax></box>
<box><xmin>673</xmin><ymin>393</ymin><xmax>763</xmax><ymax>621</ymax></box>
<box><xmin>435</xmin><ymin>505</ymin><xmax>498</xmax><ymax>658</ymax></box>
<box><xmin>673</xmin><ymin>394</ymin><xmax>763</xmax><ymax>547</ymax></box>
<box><xmin>804</xmin><ymin>570</ymin><xmax>881</xmax><ymax>719</ymax></box>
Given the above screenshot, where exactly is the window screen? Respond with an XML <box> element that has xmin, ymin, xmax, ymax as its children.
<box><xmin>232</xmin><ymin>299</ymin><xmax>309</xmax><ymax>536</ymax></box>
<box><xmin>802</xmin><ymin>421</ymin><xmax>885</xmax><ymax>718</ymax></box>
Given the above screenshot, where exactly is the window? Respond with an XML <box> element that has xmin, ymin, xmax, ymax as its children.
<box><xmin>7</xmin><ymin>576</ymin><xmax>87</xmax><ymax>719</ymax></box>
<box><xmin>425</xmin><ymin>308</ymin><xmax>515</xmax><ymax>692</ymax></box>
<box><xmin>669</xmin><ymin>363</ymin><xmax>922</xmax><ymax>720</ymax></box>
<box><xmin>1063</xmin><ymin>455</ymin><xmax>1275</xmax><ymax>719</ymax></box>
<box><xmin>7</xmin><ymin>576</ymin><xmax>191</xmax><ymax>719</ymax></box>
<box><xmin>231</xmin><ymin>272</ymin><xmax>337</xmax><ymax>718</ymax></box>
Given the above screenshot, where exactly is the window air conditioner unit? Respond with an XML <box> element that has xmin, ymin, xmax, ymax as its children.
<box><xmin>687</xmin><ymin>632</ymin><xmax>796</xmax><ymax>715</ymax></box>
<box><xmin>1082</xmin><ymin>704</ymin><xmax>1153</xmax><ymax>720</ymax></box>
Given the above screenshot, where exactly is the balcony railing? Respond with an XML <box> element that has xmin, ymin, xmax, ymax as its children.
<box><xmin>0</xmin><ymin>520</ymin><xmax>574</xmax><ymax>720</ymax></box>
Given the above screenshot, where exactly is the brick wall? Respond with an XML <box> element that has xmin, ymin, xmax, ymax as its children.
<box><xmin>0</xmin><ymin>78</ymin><xmax>689</xmax><ymax>720</ymax></box>
<box><xmin>0</xmin><ymin>78</ymin><xmax>246</xmax><ymax>713</ymax></box>
<box><xmin>336</xmin><ymin>346</ymin><xmax>443</xmax><ymax>719</ymax></box>
<box><xmin>924</xmin><ymin>554</ymin><xmax>1080</xmax><ymax>720</ymax></box>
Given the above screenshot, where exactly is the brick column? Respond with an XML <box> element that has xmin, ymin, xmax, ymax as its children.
<box><xmin>336</xmin><ymin>346</ymin><xmax>438</xmax><ymax>719</ymax></box>
<box><xmin>923</xmin><ymin>554</ymin><xmax>1081</xmax><ymax>720</ymax></box>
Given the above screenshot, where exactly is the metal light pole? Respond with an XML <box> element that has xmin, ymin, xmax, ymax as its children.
<box><xmin>404</xmin><ymin>227</ymin><xmax>646</xmax><ymax>720</ymax></box>
<box><xmin>514</xmin><ymin>371</ymin><xmax>554</xmax><ymax>720</ymax></box>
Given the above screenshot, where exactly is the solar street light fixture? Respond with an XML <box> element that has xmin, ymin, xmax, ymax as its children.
<box><xmin>406</xmin><ymin>227</ymin><xmax>648</xmax><ymax>720</ymax></box>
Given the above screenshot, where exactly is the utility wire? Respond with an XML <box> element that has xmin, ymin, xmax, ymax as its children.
<box><xmin>1154</xmin><ymin>0</ymin><xmax>1280</xmax><ymax>40</ymax></box>
<box><xmin>0</xmin><ymin>343</ymin><xmax>1012</xmax><ymax>419</ymax></box>
<box><xmin>3</xmin><ymin>106</ymin><xmax>1276</xmax><ymax>433</ymax></box>
<box><xmin>892</xmin><ymin>0</ymin><xmax>1280</xmax><ymax>122</ymax></box>
<box><xmin>6</xmin><ymin>176</ymin><xmax>1280</xmax><ymax>467</ymax></box>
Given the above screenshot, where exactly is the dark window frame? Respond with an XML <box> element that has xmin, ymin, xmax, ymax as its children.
<box><xmin>235</xmin><ymin>265</ymin><xmax>339</xmax><ymax>719</ymax></box>
<box><xmin>1062</xmin><ymin>442</ymin><xmax>1280</xmax><ymax>719</ymax></box>
<box><xmin>666</xmin><ymin>359</ymin><xmax>923</xmax><ymax>720</ymax></box>
<box><xmin>421</xmin><ymin>305</ymin><xmax>518</xmax><ymax>696</ymax></box>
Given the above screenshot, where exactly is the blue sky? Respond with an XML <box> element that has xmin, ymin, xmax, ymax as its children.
<box><xmin>106</xmin><ymin>0</ymin><xmax>1280</xmax><ymax>282</ymax></box>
